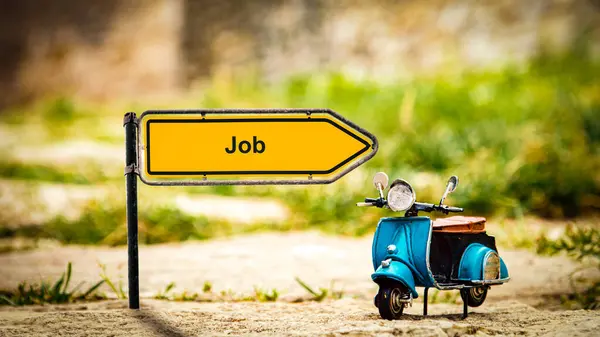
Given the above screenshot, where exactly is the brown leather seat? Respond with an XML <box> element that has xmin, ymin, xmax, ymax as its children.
<box><xmin>432</xmin><ymin>216</ymin><xmax>486</xmax><ymax>234</ymax></box>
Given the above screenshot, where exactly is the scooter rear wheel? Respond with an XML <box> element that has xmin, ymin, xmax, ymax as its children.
<box><xmin>460</xmin><ymin>286</ymin><xmax>488</xmax><ymax>307</ymax></box>
<box><xmin>377</xmin><ymin>286</ymin><xmax>406</xmax><ymax>320</ymax></box>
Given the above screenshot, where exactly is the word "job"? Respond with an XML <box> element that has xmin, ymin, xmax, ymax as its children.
<box><xmin>225</xmin><ymin>136</ymin><xmax>266</xmax><ymax>154</ymax></box>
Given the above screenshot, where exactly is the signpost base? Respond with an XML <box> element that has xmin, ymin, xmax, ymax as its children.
<box><xmin>124</xmin><ymin>112</ymin><xmax>140</xmax><ymax>309</ymax></box>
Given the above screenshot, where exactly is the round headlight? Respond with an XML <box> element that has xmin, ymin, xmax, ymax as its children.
<box><xmin>483</xmin><ymin>252</ymin><xmax>500</xmax><ymax>280</ymax></box>
<box><xmin>387</xmin><ymin>179</ymin><xmax>416</xmax><ymax>212</ymax></box>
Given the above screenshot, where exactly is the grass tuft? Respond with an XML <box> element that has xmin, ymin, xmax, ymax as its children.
<box><xmin>154</xmin><ymin>282</ymin><xmax>177</xmax><ymax>300</ymax></box>
<box><xmin>98</xmin><ymin>263</ymin><xmax>126</xmax><ymax>299</ymax></box>
<box><xmin>536</xmin><ymin>224</ymin><xmax>600</xmax><ymax>309</ymax></box>
<box><xmin>153</xmin><ymin>282</ymin><xmax>202</xmax><ymax>302</ymax></box>
<box><xmin>295</xmin><ymin>277</ymin><xmax>344</xmax><ymax>301</ymax></box>
<box><xmin>0</xmin><ymin>262</ymin><xmax>105</xmax><ymax>306</ymax></box>
<box><xmin>202</xmin><ymin>281</ymin><xmax>212</xmax><ymax>293</ymax></box>
<box><xmin>152</xmin><ymin>282</ymin><xmax>281</xmax><ymax>302</ymax></box>
<box><xmin>253</xmin><ymin>287</ymin><xmax>279</xmax><ymax>302</ymax></box>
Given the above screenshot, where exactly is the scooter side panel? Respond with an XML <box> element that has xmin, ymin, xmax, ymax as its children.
<box><xmin>430</xmin><ymin>231</ymin><xmax>498</xmax><ymax>281</ymax></box>
<box><xmin>371</xmin><ymin>218</ymin><xmax>398</xmax><ymax>271</ymax></box>
<box><xmin>371</xmin><ymin>216</ymin><xmax>435</xmax><ymax>288</ymax></box>
<box><xmin>372</xmin><ymin>260</ymin><xmax>418</xmax><ymax>298</ymax></box>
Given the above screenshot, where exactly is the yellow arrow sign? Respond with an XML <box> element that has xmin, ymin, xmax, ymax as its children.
<box><xmin>138</xmin><ymin>110</ymin><xmax>378</xmax><ymax>185</ymax></box>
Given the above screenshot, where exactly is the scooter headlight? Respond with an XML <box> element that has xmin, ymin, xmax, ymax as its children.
<box><xmin>386</xmin><ymin>179</ymin><xmax>416</xmax><ymax>212</ymax></box>
<box><xmin>483</xmin><ymin>252</ymin><xmax>500</xmax><ymax>280</ymax></box>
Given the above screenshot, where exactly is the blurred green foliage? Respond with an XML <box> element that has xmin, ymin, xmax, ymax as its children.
<box><xmin>537</xmin><ymin>225</ymin><xmax>600</xmax><ymax>261</ymax></box>
<box><xmin>0</xmin><ymin>47</ymin><xmax>599</xmax><ymax>245</ymax></box>
<box><xmin>537</xmin><ymin>224</ymin><xmax>599</xmax><ymax>309</ymax></box>
<box><xmin>4</xmin><ymin>203</ymin><xmax>228</xmax><ymax>245</ymax></box>
<box><xmin>43</xmin><ymin>97</ymin><xmax>77</xmax><ymax>124</ymax></box>
<box><xmin>200</xmin><ymin>47</ymin><xmax>600</xmax><ymax>219</ymax></box>
<box><xmin>0</xmin><ymin>162</ymin><xmax>106</xmax><ymax>185</ymax></box>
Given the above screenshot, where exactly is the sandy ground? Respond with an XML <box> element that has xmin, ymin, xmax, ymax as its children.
<box><xmin>1</xmin><ymin>232</ymin><xmax>599</xmax><ymax>336</ymax></box>
<box><xmin>1</xmin><ymin>299</ymin><xmax>598</xmax><ymax>337</ymax></box>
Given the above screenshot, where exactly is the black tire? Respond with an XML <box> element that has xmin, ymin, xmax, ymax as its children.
<box><xmin>460</xmin><ymin>286</ymin><xmax>488</xmax><ymax>307</ymax></box>
<box><xmin>377</xmin><ymin>286</ymin><xmax>406</xmax><ymax>320</ymax></box>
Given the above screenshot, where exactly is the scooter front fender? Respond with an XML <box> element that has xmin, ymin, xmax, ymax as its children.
<box><xmin>371</xmin><ymin>260</ymin><xmax>418</xmax><ymax>298</ymax></box>
<box><xmin>458</xmin><ymin>243</ymin><xmax>510</xmax><ymax>283</ymax></box>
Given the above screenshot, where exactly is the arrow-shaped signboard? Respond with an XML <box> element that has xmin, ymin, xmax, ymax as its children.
<box><xmin>138</xmin><ymin>109</ymin><xmax>378</xmax><ymax>185</ymax></box>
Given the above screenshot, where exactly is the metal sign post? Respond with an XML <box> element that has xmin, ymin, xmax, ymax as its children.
<box><xmin>123</xmin><ymin>112</ymin><xmax>140</xmax><ymax>309</ymax></box>
<box><xmin>123</xmin><ymin>109</ymin><xmax>378</xmax><ymax>309</ymax></box>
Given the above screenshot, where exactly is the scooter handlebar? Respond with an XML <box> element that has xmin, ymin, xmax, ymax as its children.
<box><xmin>414</xmin><ymin>202</ymin><xmax>464</xmax><ymax>214</ymax></box>
<box><xmin>446</xmin><ymin>206</ymin><xmax>464</xmax><ymax>213</ymax></box>
<box><xmin>356</xmin><ymin>197</ymin><xmax>386</xmax><ymax>208</ymax></box>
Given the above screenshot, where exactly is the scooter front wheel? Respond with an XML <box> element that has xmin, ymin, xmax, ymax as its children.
<box><xmin>377</xmin><ymin>286</ymin><xmax>407</xmax><ymax>320</ymax></box>
<box><xmin>460</xmin><ymin>286</ymin><xmax>488</xmax><ymax>307</ymax></box>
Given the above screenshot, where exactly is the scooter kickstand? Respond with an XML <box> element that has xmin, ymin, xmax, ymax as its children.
<box><xmin>423</xmin><ymin>287</ymin><xmax>428</xmax><ymax>316</ymax></box>
<box><xmin>461</xmin><ymin>289</ymin><xmax>468</xmax><ymax>319</ymax></box>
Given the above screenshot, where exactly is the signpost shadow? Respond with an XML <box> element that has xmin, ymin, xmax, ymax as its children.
<box><xmin>133</xmin><ymin>310</ymin><xmax>188</xmax><ymax>337</ymax></box>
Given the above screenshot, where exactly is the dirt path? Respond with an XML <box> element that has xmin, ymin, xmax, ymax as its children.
<box><xmin>1</xmin><ymin>232</ymin><xmax>598</xmax><ymax>336</ymax></box>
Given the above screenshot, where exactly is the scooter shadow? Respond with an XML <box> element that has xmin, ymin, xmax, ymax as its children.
<box><xmin>399</xmin><ymin>312</ymin><xmax>489</xmax><ymax>321</ymax></box>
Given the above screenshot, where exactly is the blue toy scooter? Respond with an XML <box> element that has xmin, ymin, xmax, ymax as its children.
<box><xmin>357</xmin><ymin>173</ymin><xmax>509</xmax><ymax>320</ymax></box>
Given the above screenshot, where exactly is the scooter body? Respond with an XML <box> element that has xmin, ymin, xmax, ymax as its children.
<box><xmin>358</xmin><ymin>173</ymin><xmax>509</xmax><ymax>320</ymax></box>
<box><xmin>371</xmin><ymin>216</ymin><xmax>509</xmax><ymax>301</ymax></box>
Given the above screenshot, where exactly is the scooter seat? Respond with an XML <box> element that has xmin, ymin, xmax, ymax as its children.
<box><xmin>432</xmin><ymin>216</ymin><xmax>486</xmax><ymax>233</ymax></box>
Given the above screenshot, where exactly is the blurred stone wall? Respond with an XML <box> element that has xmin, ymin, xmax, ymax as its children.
<box><xmin>1</xmin><ymin>0</ymin><xmax>599</xmax><ymax>108</ymax></box>
<box><xmin>0</xmin><ymin>0</ymin><xmax>181</xmax><ymax>108</ymax></box>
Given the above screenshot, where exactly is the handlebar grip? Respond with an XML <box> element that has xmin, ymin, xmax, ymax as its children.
<box><xmin>447</xmin><ymin>206</ymin><xmax>464</xmax><ymax>212</ymax></box>
<box><xmin>356</xmin><ymin>202</ymin><xmax>375</xmax><ymax>207</ymax></box>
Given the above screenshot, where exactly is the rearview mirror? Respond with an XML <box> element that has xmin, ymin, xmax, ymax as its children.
<box><xmin>446</xmin><ymin>176</ymin><xmax>458</xmax><ymax>193</ymax></box>
<box><xmin>373</xmin><ymin>172</ymin><xmax>389</xmax><ymax>199</ymax></box>
<box><xmin>373</xmin><ymin>172</ymin><xmax>389</xmax><ymax>190</ymax></box>
<box><xmin>439</xmin><ymin>175</ymin><xmax>459</xmax><ymax>205</ymax></box>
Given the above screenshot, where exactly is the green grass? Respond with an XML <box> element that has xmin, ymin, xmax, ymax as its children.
<box><xmin>0</xmin><ymin>196</ymin><xmax>373</xmax><ymax>245</ymax></box>
<box><xmin>154</xmin><ymin>282</ymin><xmax>177</xmax><ymax>300</ymax></box>
<box><xmin>536</xmin><ymin>224</ymin><xmax>600</xmax><ymax>309</ymax></box>
<box><xmin>537</xmin><ymin>225</ymin><xmax>600</xmax><ymax>261</ymax></box>
<box><xmin>295</xmin><ymin>277</ymin><xmax>344</xmax><ymax>301</ymax></box>
<box><xmin>202</xmin><ymin>281</ymin><xmax>213</xmax><ymax>293</ymax></box>
<box><xmin>2</xmin><ymin>202</ymin><xmax>236</xmax><ymax>246</ymax></box>
<box><xmin>252</xmin><ymin>287</ymin><xmax>279</xmax><ymax>302</ymax></box>
<box><xmin>153</xmin><ymin>282</ymin><xmax>204</xmax><ymax>302</ymax></box>
<box><xmin>153</xmin><ymin>282</ymin><xmax>280</xmax><ymax>302</ymax></box>
<box><xmin>151</xmin><ymin>279</ymin><xmax>346</xmax><ymax>303</ymax></box>
<box><xmin>98</xmin><ymin>263</ymin><xmax>127</xmax><ymax>299</ymax></box>
<box><xmin>0</xmin><ymin>161</ymin><xmax>110</xmax><ymax>185</ymax></box>
<box><xmin>0</xmin><ymin>262</ymin><xmax>105</xmax><ymax>305</ymax></box>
